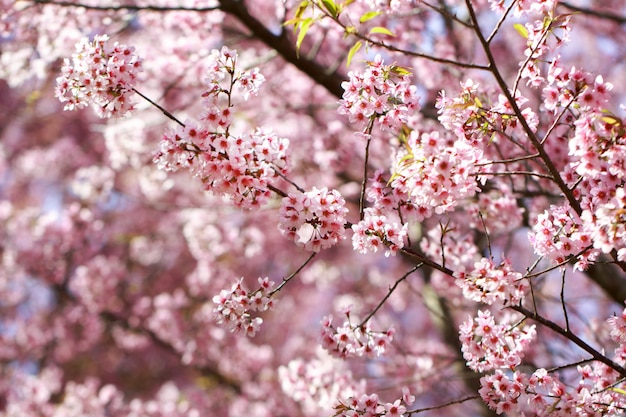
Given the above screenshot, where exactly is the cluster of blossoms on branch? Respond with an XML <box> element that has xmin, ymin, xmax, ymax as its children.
<box><xmin>351</xmin><ymin>208</ymin><xmax>407</xmax><ymax>256</ymax></box>
<box><xmin>480</xmin><ymin>359</ymin><xmax>626</xmax><ymax>416</ymax></box>
<box><xmin>320</xmin><ymin>308</ymin><xmax>394</xmax><ymax>359</ymax></box>
<box><xmin>153</xmin><ymin>47</ymin><xmax>291</xmax><ymax>208</ymax></box>
<box><xmin>278</xmin><ymin>352</ymin><xmax>366</xmax><ymax>416</ymax></box>
<box><xmin>390</xmin><ymin>129</ymin><xmax>492</xmax><ymax>218</ymax></box>
<box><xmin>278</xmin><ymin>187</ymin><xmax>349</xmax><ymax>252</ymax></box>
<box><xmin>459</xmin><ymin>310</ymin><xmax>536</xmax><ymax>373</ymax></box>
<box><xmin>333</xmin><ymin>389</ymin><xmax>415</xmax><ymax>417</ymax></box>
<box><xmin>338</xmin><ymin>54</ymin><xmax>420</xmax><ymax>132</ymax></box>
<box><xmin>212</xmin><ymin>277</ymin><xmax>277</xmax><ymax>337</ymax></box>
<box><xmin>55</xmin><ymin>34</ymin><xmax>142</xmax><ymax>118</ymax></box>
<box><xmin>455</xmin><ymin>258</ymin><xmax>528</xmax><ymax>306</ymax></box>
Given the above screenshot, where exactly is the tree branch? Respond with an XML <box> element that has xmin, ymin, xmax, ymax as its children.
<box><xmin>218</xmin><ymin>0</ymin><xmax>346</xmax><ymax>99</ymax></box>
<box><xmin>511</xmin><ymin>305</ymin><xmax>626</xmax><ymax>378</ymax></box>
<box><xmin>558</xmin><ymin>2</ymin><xmax>626</xmax><ymax>25</ymax></box>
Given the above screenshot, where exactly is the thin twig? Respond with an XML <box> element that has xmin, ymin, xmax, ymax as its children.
<box><xmin>511</xmin><ymin>304</ymin><xmax>626</xmax><ymax>378</ymax></box>
<box><xmin>560</xmin><ymin>268</ymin><xmax>570</xmax><ymax>332</ymax></box>
<box><xmin>28</xmin><ymin>0</ymin><xmax>219</xmax><ymax>12</ymax></box>
<box><xmin>132</xmin><ymin>88</ymin><xmax>185</xmax><ymax>127</ymax></box>
<box><xmin>407</xmin><ymin>395</ymin><xmax>481</xmax><ymax>415</ymax></box>
<box><xmin>269</xmin><ymin>253</ymin><xmax>316</xmax><ymax>296</ymax></box>
<box><xmin>359</xmin><ymin>118</ymin><xmax>375</xmax><ymax>221</ymax></box>
<box><xmin>486</xmin><ymin>0</ymin><xmax>517</xmax><ymax>44</ymax></box>
<box><xmin>358</xmin><ymin>264</ymin><xmax>423</xmax><ymax>327</ymax></box>
<box><xmin>558</xmin><ymin>1</ymin><xmax>626</xmax><ymax>25</ymax></box>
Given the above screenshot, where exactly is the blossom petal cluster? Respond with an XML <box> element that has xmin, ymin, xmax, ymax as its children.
<box><xmin>278</xmin><ymin>187</ymin><xmax>348</xmax><ymax>252</ymax></box>
<box><xmin>455</xmin><ymin>258</ymin><xmax>528</xmax><ymax>306</ymax></box>
<box><xmin>212</xmin><ymin>277</ymin><xmax>276</xmax><ymax>337</ymax></box>
<box><xmin>390</xmin><ymin>129</ymin><xmax>491</xmax><ymax>217</ymax></box>
<box><xmin>320</xmin><ymin>313</ymin><xmax>394</xmax><ymax>359</ymax></box>
<box><xmin>156</xmin><ymin>124</ymin><xmax>290</xmax><ymax>208</ymax></box>
<box><xmin>338</xmin><ymin>54</ymin><xmax>420</xmax><ymax>132</ymax></box>
<box><xmin>351</xmin><ymin>208</ymin><xmax>407</xmax><ymax>256</ymax></box>
<box><xmin>529</xmin><ymin>204</ymin><xmax>595</xmax><ymax>268</ymax></box>
<box><xmin>459</xmin><ymin>310</ymin><xmax>536</xmax><ymax>372</ymax></box>
<box><xmin>480</xmin><ymin>363</ymin><xmax>626</xmax><ymax>416</ymax></box>
<box><xmin>56</xmin><ymin>34</ymin><xmax>142</xmax><ymax>118</ymax></box>
<box><xmin>466</xmin><ymin>185</ymin><xmax>524</xmax><ymax>236</ymax></box>
<box><xmin>154</xmin><ymin>47</ymin><xmax>290</xmax><ymax>208</ymax></box>
<box><xmin>333</xmin><ymin>390</ymin><xmax>414</xmax><ymax>417</ymax></box>
<box><xmin>438</xmin><ymin>79</ymin><xmax>538</xmax><ymax>141</ymax></box>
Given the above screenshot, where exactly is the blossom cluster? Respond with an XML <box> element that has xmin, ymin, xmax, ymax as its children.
<box><xmin>351</xmin><ymin>208</ymin><xmax>407</xmax><ymax>256</ymax></box>
<box><xmin>333</xmin><ymin>389</ymin><xmax>415</xmax><ymax>417</ymax></box>
<box><xmin>455</xmin><ymin>258</ymin><xmax>528</xmax><ymax>306</ymax></box>
<box><xmin>338</xmin><ymin>54</ymin><xmax>420</xmax><ymax>132</ymax></box>
<box><xmin>278</xmin><ymin>353</ymin><xmax>366</xmax><ymax>416</ymax></box>
<box><xmin>487</xmin><ymin>0</ymin><xmax>556</xmax><ymax>17</ymax></box>
<box><xmin>542</xmin><ymin>64</ymin><xmax>612</xmax><ymax>113</ymax></box>
<box><xmin>156</xmin><ymin>124</ymin><xmax>290</xmax><ymax>208</ymax></box>
<box><xmin>459</xmin><ymin>310</ymin><xmax>536</xmax><ymax>372</ymax></box>
<box><xmin>212</xmin><ymin>277</ymin><xmax>276</xmax><ymax>337</ymax></box>
<box><xmin>320</xmin><ymin>312</ymin><xmax>394</xmax><ymax>359</ymax></box>
<box><xmin>390</xmin><ymin>129</ymin><xmax>491</xmax><ymax>218</ymax></box>
<box><xmin>278</xmin><ymin>187</ymin><xmax>348</xmax><ymax>252</ymax></box>
<box><xmin>204</xmin><ymin>46</ymin><xmax>265</xmax><ymax>102</ymax></box>
<box><xmin>438</xmin><ymin>79</ymin><xmax>538</xmax><ymax>141</ymax></box>
<box><xmin>568</xmin><ymin>115</ymin><xmax>626</xmax><ymax>261</ymax></box>
<box><xmin>154</xmin><ymin>47</ymin><xmax>290</xmax><ymax>208</ymax></box>
<box><xmin>529</xmin><ymin>203</ymin><xmax>596</xmax><ymax>268</ymax></box>
<box><xmin>480</xmin><ymin>363</ymin><xmax>626</xmax><ymax>416</ymax></box>
<box><xmin>366</xmin><ymin>169</ymin><xmax>431</xmax><ymax>223</ymax></box>
<box><xmin>56</xmin><ymin>34</ymin><xmax>142</xmax><ymax>118</ymax></box>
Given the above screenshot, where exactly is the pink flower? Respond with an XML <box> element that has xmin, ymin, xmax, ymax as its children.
<box><xmin>56</xmin><ymin>34</ymin><xmax>142</xmax><ymax>118</ymax></box>
<box><xmin>351</xmin><ymin>208</ymin><xmax>407</xmax><ymax>256</ymax></box>
<box><xmin>279</xmin><ymin>187</ymin><xmax>348</xmax><ymax>252</ymax></box>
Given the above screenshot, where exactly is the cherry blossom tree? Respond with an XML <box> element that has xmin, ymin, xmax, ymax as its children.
<box><xmin>1</xmin><ymin>0</ymin><xmax>626</xmax><ymax>416</ymax></box>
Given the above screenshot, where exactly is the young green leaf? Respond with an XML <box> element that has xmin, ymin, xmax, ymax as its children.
<box><xmin>320</xmin><ymin>0</ymin><xmax>338</xmax><ymax>18</ymax></box>
<box><xmin>369</xmin><ymin>26</ymin><xmax>395</xmax><ymax>37</ymax></box>
<box><xmin>389</xmin><ymin>65</ymin><xmax>412</xmax><ymax>76</ymax></box>
<box><xmin>346</xmin><ymin>41</ymin><xmax>362</xmax><ymax>67</ymax></box>
<box><xmin>295</xmin><ymin>0</ymin><xmax>310</xmax><ymax>19</ymax></box>
<box><xmin>359</xmin><ymin>11</ymin><xmax>382</xmax><ymax>23</ymax></box>
<box><xmin>296</xmin><ymin>18</ymin><xmax>314</xmax><ymax>57</ymax></box>
<box><xmin>513</xmin><ymin>23</ymin><xmax>529</xmax><ymax>39</ymax></box>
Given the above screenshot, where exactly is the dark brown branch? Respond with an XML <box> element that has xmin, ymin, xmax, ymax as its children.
<box><xmin>511</xmin><ymin>305</ymin><xmax>626</xmax><ymax>378</ymax></box>
<box><xmin>218</xmin><ymin>0</ymin><xmax>346</xmax><ymax>99</ymax></box>
<box><xmin>29</xmin><ymin>0</ymin><xmax>219</xmax><ymax>12</ymax></box>
<box><xmin>558</xmin><ymin>2</ymin><xmax>626</xmax><ymax>25</ymax></box>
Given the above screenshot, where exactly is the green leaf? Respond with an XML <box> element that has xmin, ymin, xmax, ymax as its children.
<box><xmin>389</xmin><ymin>65</ymin><xmax>411</xmax><ymax>76</ymax></box>
<box><xmin>296</xmin><ymin>18</ymin><xmax>314</xmax><ymax>56</ymax></box>
<box><xmin>601</xmin><ymin>115</ymin><xmax>620</xmax><ymax>125</ymax></box>
<box><xmin>369</xmin><ymin>26</ymin><xmax>395</xmax><ymax>37</ymax></box>
<box><xmin>513</xmin><ymin>23</ymin><xmax>528</xmax><ymax>39</ymax></box>
<box><xmin>610</xmin><ymin>387</ymin><xmax>626</xmax><ymax>396</ymax></box>
<box><xmin>320</xmin><ymin>0</ymin><xmax>338</xmax><ymax>18</ymax></box>
<box><xmin>359</xmin><ymin>11</ymin><xmax>382</xmax><ymax>23</ymax></box>
<box><xmin>346</xmin><ymin>41</ymin><xmax>362</xmax><ymax>67</ymax></box>
<box><xmin>295</xmin><ymin>0</ymin><xmax>310</xmax><ymax>19</ymax></box>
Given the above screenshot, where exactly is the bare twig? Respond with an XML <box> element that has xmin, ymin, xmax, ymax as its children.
<box><xmin>358</xmin><ymin>264</ymin><xmax>423</xmax><ymax>327</ymax></box>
